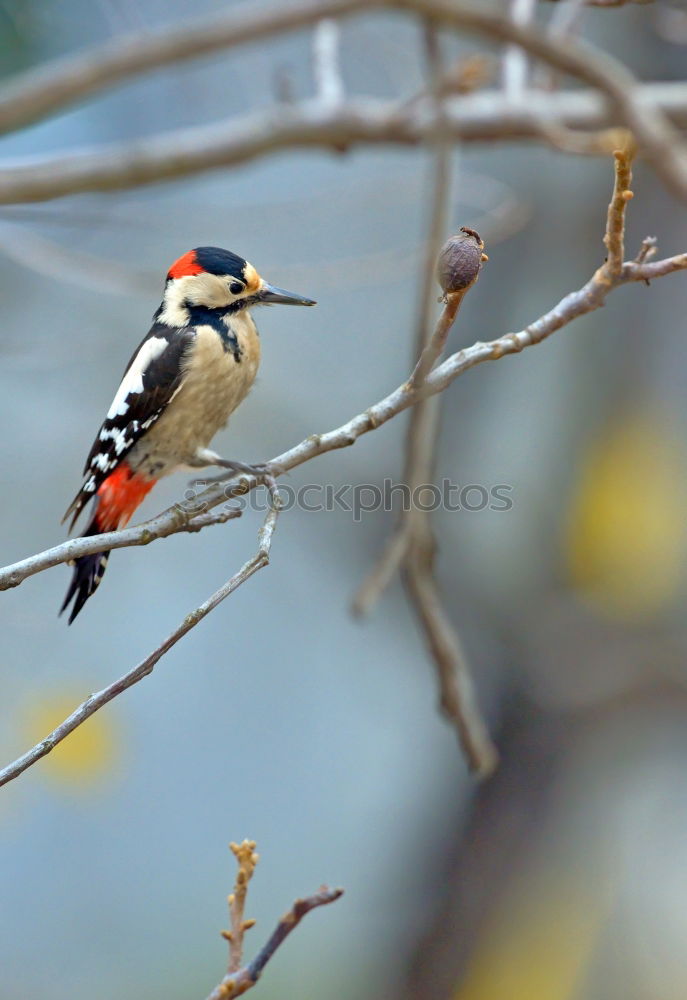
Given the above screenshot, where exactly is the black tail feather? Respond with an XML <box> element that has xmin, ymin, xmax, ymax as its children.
<box><xmin>60</xmin><ymin>516</ymin><xmax>110</xmax><ymax>624</ymax></box>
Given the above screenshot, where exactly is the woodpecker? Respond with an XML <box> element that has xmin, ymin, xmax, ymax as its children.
<box><xmin>61</xmin><ymin>246</ymin><xmax>315</xmax><ymax>624</ymax></box>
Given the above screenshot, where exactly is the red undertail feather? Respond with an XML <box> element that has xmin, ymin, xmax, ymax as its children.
<box><xmin>61</xmin><ymin>463</ymin><xmax>156</xmax><ymax>624</ymax></box>
<box><xmin>96</xmin><ymin>462</ymin><xmax>156</xmax><ymax>531</ymax></box>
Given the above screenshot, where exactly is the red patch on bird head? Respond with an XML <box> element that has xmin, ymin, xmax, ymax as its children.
<box><xmin>167</xmin><ymin>250</ymin><xmax>205</xmax><ymax>280</ymax></box>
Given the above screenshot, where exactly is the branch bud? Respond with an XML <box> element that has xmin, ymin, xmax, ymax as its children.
<box><xmin>436</xmin><ymin>226</ymin><xmax>487</xmax><ymax>297</ymax></box>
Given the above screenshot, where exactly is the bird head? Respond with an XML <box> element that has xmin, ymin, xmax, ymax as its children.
<box><xmin>161</xmin><ymin>246</ymin><xmax>315</xmax><ymax>323</ymax></box>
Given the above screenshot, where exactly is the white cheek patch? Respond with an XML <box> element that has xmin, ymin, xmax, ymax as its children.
<box><xmin>183</xmin><ymin>272</ymin><xmax>233</xmax><ymax>308</ymax></box>
<box><xmin>106</xmin><ymin>336</ymin><xmax>168</xmax><ymax>419</ymax></box>
<box><xmin>159</xmin><ymin>273</ymin><xmax>232</xmax><ymax>325</ymax></box>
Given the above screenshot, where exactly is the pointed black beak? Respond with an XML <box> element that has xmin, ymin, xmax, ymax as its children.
<box><xmin>257</xmin><ymin>282</ymin><xmax>316</xmax><ymax>306</ymax></box>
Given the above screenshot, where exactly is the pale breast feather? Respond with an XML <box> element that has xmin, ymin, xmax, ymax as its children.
<box><xmin>82</xmin><ymin>324</ymin><xmax>195</xmax><ymax>488</ymax></box>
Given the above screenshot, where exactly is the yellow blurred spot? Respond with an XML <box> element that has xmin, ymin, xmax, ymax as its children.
<box><xmin>564</xmin><ymin>410</ymin><xmax>687</xmax><ymax>620</ymax></box>
<box><xmin>23</xmin><ymin>693</ymin><xmax>119</xmax><ymax>787</ymax></box>
<box><xmin>455</xmin><ymin>875</ymin><xmax>606</xmax><ymax>1000</ymax></box>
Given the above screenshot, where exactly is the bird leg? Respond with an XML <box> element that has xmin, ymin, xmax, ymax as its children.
<box><xmin>188</xmin><ymin>457</ymin><xmax>280</xmax><ymax>487</ymax></box>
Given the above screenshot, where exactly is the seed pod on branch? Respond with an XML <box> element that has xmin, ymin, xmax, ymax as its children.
<box><xmin>436</xmin><ymin>226</ymin><xmax>488</xmax><ymax>299</ymax></box>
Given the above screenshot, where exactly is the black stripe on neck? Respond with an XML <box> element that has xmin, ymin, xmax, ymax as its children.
<box><xmin>185</xmin><ymin>304</ymin><xmax>243</xmax><ymax>362</ymax></box>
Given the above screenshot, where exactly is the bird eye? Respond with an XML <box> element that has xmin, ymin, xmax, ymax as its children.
<box><xmin>229</xmin><ymin>281</ymin><xmax>244</xmax><ymax>296</ymax></box>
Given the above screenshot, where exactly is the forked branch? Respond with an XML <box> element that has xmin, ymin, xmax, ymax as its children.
<box><xmin>0</xmin><ymin>484</ymin><xmax>281</xmax><ymax>789</ymax></box>
<box><xmin>206</xmin><ymin>840</ymin><xmax>343</xmax><ymax>1000</ymax></box>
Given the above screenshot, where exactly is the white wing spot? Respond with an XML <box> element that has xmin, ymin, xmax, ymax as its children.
<box><xmin>106</xmin><ymin>336</ymin><xmax>168</xmax><ymax>419</ymax></box>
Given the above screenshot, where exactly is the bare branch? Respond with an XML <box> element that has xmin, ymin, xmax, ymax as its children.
<box><xmin>0</xmin><ymin>501</ymin><xmax>242</xmax><ymax>591</ymax></box>
<box><xmin>0</xmin><ymin>492</ymin><xmax>279</xmax><ymax>789</ymax></box>
<box><xmin>634</xmin><ymin>235</ymin><xmax>657</xmax><ymax>265</ymax></box>
<box><xmin>0</xmin><ymin>87</ymin><xmax>680</xmax><ymax>206</ymax></box>
<box><xmin>0</xmin><ymin>97</ymin><xmax>629</xmax><ymax>205</ymax></box>
<box><xmin>207</xmin><ymin>883</ymin><xmax>344</xmax><ymax>1000</ymax></box>
<box><xmin>603</xmin><ymin>140</ymin><xmax>634</xmax><ymax>276</ymax></box>
<box><xmin>203</xmin><ymin>840</ymin><xmax>343</xmax><ymax>999</ymax></box>
<box><xmin>623</xmin><ymin>254</ymin><xmax>687</xmax><ymax>280</ymax></box>
<box><xmin>222</xmin><ymin>841</ymin><xmax>259</xmax><ymax>974</ymax></box>
<box><xmin>403</xmin><ymin>533</ymin><xmax>497</xmax><ymax>776</ymax></box>
<box><xmin>0</xmin><ymin>0</ymin><xmax>685</xmax><ymax>200</ymax></box>
<box><xmin>351</xmin><ymin>520</ymin><xmax>413</xmax><ymax>613</ymax></box>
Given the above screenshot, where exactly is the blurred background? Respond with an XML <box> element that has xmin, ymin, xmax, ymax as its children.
<box><xmin>1</xmin><ymin>1</ymin><xmax>687</xmax><ymax>997</ymax></box>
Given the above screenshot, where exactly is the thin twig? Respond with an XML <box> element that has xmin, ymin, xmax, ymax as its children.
<box><xmin>409</xmin><ymin>285</ymin><xmax>469</xmax><ymax>389</ymax></box>
<box><xmin>634</xmin><ymin>235</ymin><xmax>657</xmax><ymax>265</ymax></box>
<box><xmin>207</xmin><ymin>886</ymin><xmax>344</xmax><ymax>1000</ymax></box>
<box><xmin>0</xmin><ymin>501</ymin><xmax>242</xmax><ymax>590</ymax></box>
<box><xmin>223</xmin><ymin>841</ymin><xmax>259</xmax><ymax>974</ymax></box>
<box><xmin>0</xmin><ymin>490</ymin><xmax>280</xmax><ymax>789</ymax></box>
<box><xmin>403</xmin><ymin>532</ymin><xmax>497</xmax><ymax>776</ymax></box>
<box><xmin>603</xmin><ymin>140</ymin><xmax>634</xmax><ymax>277</ymax></box>
<box><xmin>399</xmin><ymin>281</ymin><xmax>494</xmax><ymax>773</ymax></box>
<box><xmin>351</xmin><ymin>519</ymin><xmax>413</xmax><ymax>613</ymax></box>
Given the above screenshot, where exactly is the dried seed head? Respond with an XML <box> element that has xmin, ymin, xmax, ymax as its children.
<box><xmin>436</xmin><ymin>227</ymin><xmax>486</xmax><ymax>296</ymax></box>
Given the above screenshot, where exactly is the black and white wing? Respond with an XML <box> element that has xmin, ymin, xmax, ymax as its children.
<box><xmin>64</xmin><ymin>323</ymin><xmax>194</xmax><ymax>529</ymax></box>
